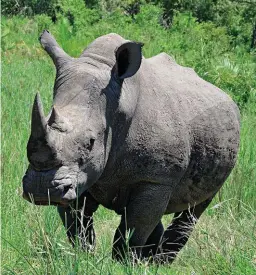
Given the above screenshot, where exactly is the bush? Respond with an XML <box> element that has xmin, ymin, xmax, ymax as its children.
<box><xmin>2</xmin><ymin>0</ymin><xmax>57</xmax><ymax>16</ymax></box>
<box><xmin>55</xmin><ymin>0</ymin><xmax>100</xmax><ymax>33</ymax></box>
<box><xmin>35</xmin><ymin>14</ymin><xmax>53</xmax><ymax>34</ymax></box>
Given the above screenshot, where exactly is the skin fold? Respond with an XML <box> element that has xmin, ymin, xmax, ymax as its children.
<box><xmin>22</xmin><ymin>30</ymin><xmax>240</xmax><ymax>263</ymax></box>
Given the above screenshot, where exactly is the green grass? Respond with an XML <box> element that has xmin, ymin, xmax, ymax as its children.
<box><xmin>1</xmin><ymin>10</ymin><xmax>256</xmax><ymax>275</ymax></box>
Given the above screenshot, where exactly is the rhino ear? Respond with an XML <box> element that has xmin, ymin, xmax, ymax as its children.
<box><xmin>115</xmin><ymin>41</ymin><xmax>143</xmax><ymax>79</ymax></box>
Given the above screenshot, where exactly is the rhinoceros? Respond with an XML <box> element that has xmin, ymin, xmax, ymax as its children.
<box><xmin>22</xmin><ymin>30</ymin><xmax>240</xmax><ymax>262</ymax></box>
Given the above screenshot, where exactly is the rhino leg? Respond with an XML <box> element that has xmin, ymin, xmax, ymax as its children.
<box><xmin>112</xmin><ymin>184</ymin><xmax>170</xmax><ymax>261</ymax></box>
<box><xmin>141</xmin><ymin>221</ymin><xmax>164</xmax><ymax>258</ymax></box>
<box><xmin>57</xmin><ymin>191</ymin><xmax>99</xmax><ymax>251</ymax></box>
<box><xmin>158</xmin><ymin>196</ymin><xmax>213</xmax><ymax>263</ymax></box>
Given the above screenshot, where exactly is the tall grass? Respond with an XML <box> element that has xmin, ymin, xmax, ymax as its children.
<box><xmin>1</xmin><ymin>7</ymin><xmax>256</xmax><ymax>274</ymax></box>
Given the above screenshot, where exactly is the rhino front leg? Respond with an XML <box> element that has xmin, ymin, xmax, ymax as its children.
<box><xmin>141</xmin><ymin>221</ymin><xmax>164</xmax><ymax>258</ymax></box>
<box><xmin>112</xmin><ymin>184</ymin><xmax>170</xmax><ymax>261</ymax></box>
<box><xmin>159</xmin><ymin>196</ymin><xmax>213</xmax><ymax>263</ymax></box>
<box><xmin>57</xmin><ymin>191</ymin><xmax>99</xmax><ymax>251</ymax></box>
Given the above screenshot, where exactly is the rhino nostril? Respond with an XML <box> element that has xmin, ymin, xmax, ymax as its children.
<box><xmin>63</xmin><ymin>185</ymin><xmax>70</xmax><ymax>195</ymax></box>
<box><xmin>62</xmin><ymin>185</ymin><xmax>76</xmax><ymax>202</ymax></box>
<box><xmin>87</xmin><ymin>138</ymin><xmax>95</xmax><ymax>151</ymax></box>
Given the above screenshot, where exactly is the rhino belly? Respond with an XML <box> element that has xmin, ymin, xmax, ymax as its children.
<box><xmin>165</xmin><ymin>102</ymin><xmax>240</xmax><ymax>214</ymax></box>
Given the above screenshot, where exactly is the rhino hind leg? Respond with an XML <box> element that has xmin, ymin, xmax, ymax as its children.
<box><xmin>158</xmin><ymin>196</ymin><xmax>213</xmax><ymax>263</ymax></box>
<box><xmin>57</xmin><ymin>191</ymin><xmax>99</xmax><ymax>251</ymax></box>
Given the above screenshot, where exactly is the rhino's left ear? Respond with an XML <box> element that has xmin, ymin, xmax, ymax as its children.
<box><xmin>115</xmin><ymin>41</ymin><xmax>143</xmax><ymax>79</ymax></box>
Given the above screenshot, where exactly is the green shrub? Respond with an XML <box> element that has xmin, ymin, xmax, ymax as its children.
<box><xmin>2</xmin><ymin>0</ymin><xmax>57</xmax><ymax>16</ymax></box>
<box><xmin>35</xmin><ymin>14</ymin><xmax>53</xmax><ymax>34</ymax></box>
<box><xmin>55</xmin><ymin>0</ymin><xmax>100</xmax><ymax>33</ymax></box>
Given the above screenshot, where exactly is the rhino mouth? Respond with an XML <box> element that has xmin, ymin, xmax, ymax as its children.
<box><xmin>22</xmin><ymin>187</ymin><xmax>76</xmax><ymax>207</ymax></box>
<box><xmin>22</xmin><ymin>165</ymin><xmax>77</xmax><ymax>206</ymax></box>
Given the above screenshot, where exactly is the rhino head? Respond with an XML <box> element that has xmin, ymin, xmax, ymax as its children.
<box><xmin>22</xmin><ymin>30</ymin><xmax>142</xmax><ymax>206</ymax></box>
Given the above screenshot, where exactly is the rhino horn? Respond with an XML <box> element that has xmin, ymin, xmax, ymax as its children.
<box><xmin>48</xmin><ymin>106</ymin><xmax>72</xmax><ymax>132</ymax></box>
<box><xmin>31</xmin><ymin>92</ymin><xmax>47</xmax><ymax>138</ymax></box>
<box><xmin>39</xmin><ymin>30</ymin><xmax>71</xmax><ymax>69</ymax></box>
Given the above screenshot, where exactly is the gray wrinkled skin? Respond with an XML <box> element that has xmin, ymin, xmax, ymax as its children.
<box><xmin>22</xmin><ymin>31</ymin><xmax>240</xmax><ymax>262</ymax></box>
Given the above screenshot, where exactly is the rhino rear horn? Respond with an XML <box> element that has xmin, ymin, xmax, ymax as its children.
<box><xmin>39</xmin><ymin>30</ymin><xmax>71</xmax><ymax>69</ymax></box>
<box><xmin>31</xmin><ymin>92</ymin><xmax>47</xmax><ymax>138</ymax></box>
<box><xmin>48</xmin><ymin>106</ymin><xmax>72</xmax><ymax>132</ymax></box>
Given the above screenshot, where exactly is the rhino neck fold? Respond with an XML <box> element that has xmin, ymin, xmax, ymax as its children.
<box><xmin>101</xmin><ymin>70</ymin><xmax>143</xmax><ymax>181</ymax></box>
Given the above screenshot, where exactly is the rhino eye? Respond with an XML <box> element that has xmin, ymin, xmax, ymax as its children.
<box><xmin>78</xmin><ymin>157</ymin><xmax>84</xmax><ymax>167</ymax></box>
<box><xmin>87</xmin><ymin>138</ymin><xmax>95</xmax><ymax>151</ymax></box>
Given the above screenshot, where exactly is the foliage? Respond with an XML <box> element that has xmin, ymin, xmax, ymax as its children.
<box><xmin>1</xmin><ymin>0</ymin><xmax>57</xmax><ymax>16</ymax></box>
<box><xmin>2</xmin><ymin>0</ymin><xmax>255</xmax><ymax>50</ymax></box>
<box><xmin>151</xmin><ymin>0</ymin><xmax>256</xmax><ymax>49</ymax></box>
<box><xmin>54</xmin><ymin>0</ymin><xmax>100</xmax><ymax>32</ymax></box>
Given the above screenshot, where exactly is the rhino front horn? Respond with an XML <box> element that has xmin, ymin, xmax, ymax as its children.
<box><xmin>31</xmin><ymin>92</ymin><xmax>47</xmax><ymax>138</ymax></box>
<box><xmin>39</xmin><ymin>30</ymin><xmax>71</xmax><ymax>69</ymax></box>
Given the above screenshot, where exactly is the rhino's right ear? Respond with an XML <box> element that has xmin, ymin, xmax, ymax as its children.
<box><xmin>115</xmin><ymin>41</ymin><xmax>143</xmax><ymax>79</ymax></box>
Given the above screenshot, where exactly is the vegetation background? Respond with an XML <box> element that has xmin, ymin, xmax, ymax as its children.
<box><xmin>1</xmin><ymin>0</ymin><xmax>256</xmax><ymax>274</ymax></box>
